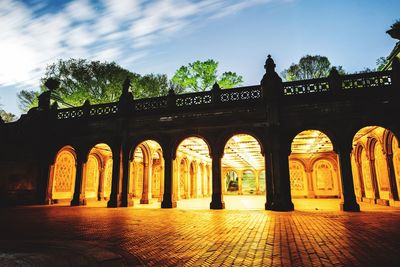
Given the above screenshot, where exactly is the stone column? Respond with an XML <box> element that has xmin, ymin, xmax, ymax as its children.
<box><xmin>107</xmin><ymin>149</ymin><xmax>122</xmax><ymax>208</ymax></box>
<box><xmin>255</xmin><ymin>170</ymin><xmax>260</xmax><ymax>195</ymax></box>
<box><xmin>271</xmin><ymin>146</ymin><xmax>294</xmax><ymax>211</ymax></box>
<box><xmin>305</xmin><ymin>167</ymin><xmax>315</xmax><ymax>198</ymax></box>
<box><xmin>71</xmin><ymin>151</ymin><xmax>87</xmax><ymax>206</ymax></box>
<box><xmin>120</xmin><ymin>144</ymin><xmax>131</xmax><ymax>207</ymax></box>
<box><xmin>161</xmin><ymin>145</ymin><xmax>177</xmax><ymax>208</ymax></box>
<box><xmin>264</xmin><ymin>151</ymin><xmax>274</xmax><ymax>210</ymax></box>
<box><xmin>337</xmin><ymin>143</ymin><xmax>360</xmax><ymax>211</ymax></box>
<box><xmin>355</xmin><ymin>156</ymin><xmax>366</xmax><ymax>198</ymax></box>
<box><xmin>210</xmin><ymin>147</ymin><xmax>225</xmax><ymax>209</ymax></box>
<box><xmin>44</xmin><ymin>163</ymin><xmax>55</xmax><ymax>205</ymax></box>
<box><xmin>368</xmin><ymin>157</ymin><xmax>380</xmax><ymax>200</ymax></box>
<box><xmin>140</xmin><ymin>161</ymin><xmax>152</xmax><ymax>204</ymax></box>
<box><xmin>238</xmin><ymin>170</ymin><xmax>243</xmax><ymax>195</ymax></box>
<box><xmin>97</xmin><ymin>165</ymin><xmax>105</xmax><ymax>201</ymax></box>
<box><xmin>386</xmin><ymin>152</ymin><xmax>399</xmax><ymax>201</ymax></box>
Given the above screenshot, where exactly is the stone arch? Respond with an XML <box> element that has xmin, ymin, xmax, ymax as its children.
<box><xmin>392</xmin><ymin>136</ymin><xmax>400</xmax><ymax>200</ymax></box>
<box><xmin>289</xmin><ymin>160</ymin><xmax>308</xmax><ymax>197</ymax></box>
<box><xmin>312</xmin><ymin>158</ymin><xmax>340</xmax><ymax>197</ymax></box>
<box><xmin>289</xmin><ymin>129</ymin><xmax>338</xmax><ymax>199</ymax></box>
<box><xmin>174</xmin><ymin>136</ymin><xmax>212</xmax><ymax>203</ymax></box>
<box><xmin>131</xmin><ymin>140</ymin><xmax>164</xmax><ymax>204</ymax></box>
<box><xmin>49</xmin><ymin>146</ymin><xmax>77</xmax><ymax>203</ymax></box>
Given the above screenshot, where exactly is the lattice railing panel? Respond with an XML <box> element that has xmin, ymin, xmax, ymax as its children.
<box><xmin>134</xmin><ymin>97</ymin><xmax>168</xmax><ymax>111</ymax></box>
<box><xmin>283</xmin><ymin>78</ymin><xmax>330</xmax><ymax>95</ymax></box>
<box><xmin>57</xmin><ymin>108</ymin><xmax>84</xmax><ymax>119</ymax></box>
<box><xmin>175</xmin><ymin>92</ymin><xmax>212</xmax><ymax>107</ymax></box>
<box><xmin>342</xmin><ymin>71</ymin><xmax>391</xmax><ymax>90</ymax></box>
<box><xmin>220</xmin><ymin>86</ymin><xmax>262</xmax><ymax>103</ymax></box>
<box><xmin>89</xmin><ymin>103</ymin><xmax>118</xmax><ymax>116</ymax></box>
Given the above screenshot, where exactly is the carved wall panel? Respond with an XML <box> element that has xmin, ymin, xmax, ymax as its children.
<box><xmin>85</xmin><ymin>155</ymin><xmax>99</xmax><ymax>199</ymax></box>
<box><xmin>374</xmin><ymin>143</ymin><xmax>390</xmax><ymax>200</ymax></box>
<box><xmin>351</xmin><ymin>153</ymin><xmax>361</xmax><ymax>197</ymax></box>
<box><xmin>103</xmin><ymin>159</ymin><xmax>113</xmax><ymax>198</ymax></box>
<box><xmin>52</xmin><ymin>150</ymin><xmax>76</xmax><ymax>200</ymax></box>
<box><xmin>392</xmin><ymin>138</ymin><xmax>400</xmax><ymax>200</ymax></box>
<box><xmin>361</xmin><ymin>149</ymin><xmax>374</xmax><ymax>198</ymax></box>
<box><xmin>289</xmin><ymin>161</ymin><xmax>307</xmax><ymax>197</ymax></box>
<box><xmin>313</xmin><ymin>159</ymin><xmax>339</xmax><ymax>196</ymax></box>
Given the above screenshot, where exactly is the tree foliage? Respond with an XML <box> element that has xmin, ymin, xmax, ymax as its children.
<box><xmin>281</xmin><ymin>55</ymin><xmax>345</xmax><ymax>81</ymax></box>
<box><xmin>0</xmin><ymin>102</ymin><xmax>16</xmax><ymax>122</ymax></box>
<box><xmin>172</xmin><ymin>59</ymin><xmax>243</xmax><ymax>92</ymax></box>
<box><xmin>17</xmin><ymin>59</ymin><xmax>173</xmax><ymax>111</ymax></box>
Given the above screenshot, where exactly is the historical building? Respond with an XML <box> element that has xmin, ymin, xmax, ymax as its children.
<box><xmin>1</xmin><ymin>55</ymin><xmax>399</xmax><ymax>212</ymax></box>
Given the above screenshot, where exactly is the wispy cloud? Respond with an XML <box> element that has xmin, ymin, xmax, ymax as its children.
<box><xmin>0</xmin><ymin>0</ymin><xmax>283</xmax><ymax>90</ymax></box>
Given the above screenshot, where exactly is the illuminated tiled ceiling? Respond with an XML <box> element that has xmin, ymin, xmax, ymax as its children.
<box><xmin>291</xmin><ymin>130</ymin><xmax>333</xmax><ymax>154</ymax></box>
<box><xmin>222</xmin><ymin>134</ymin><xmax>264</xmax><ymax>170</ymax></box>
<box><xmin>352</xmin><ymin>126</ymin><xmax>382</xmax><ymax>144</ymax></box>
<box><xmin>177</xmin><ymin>137</ymin><xmax>211</xmax><ymax>163</ymax></box>
<box><xmin>92</xmin><ymin>143</ymin><xmax>112</xmax><ymax>156</ymax></box>
<box><xmin>176</xmin><ymin>135</ymin><xmax>265</xmax><ymax>170</ymax></box>
<box><xmin>134</xmin><ymin>140</ymin><xmax>162</xmax><ymax>160</ymax></box>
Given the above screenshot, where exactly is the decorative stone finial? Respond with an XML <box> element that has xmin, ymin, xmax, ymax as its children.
<box><xmin>44</xmin><ymin>78</ymin><xmax>60</xmax><ymax>91</ymax></box>
<box><xmin>168</xmin><ymin>88</ymin><xmax>175</xmax><ymax>96</ymax></box>
<box><xmin>212</xmin><ymin>83</ymin><xmax>220</xmax><ymax>91</ymax></box>
<box><xmin>122</xmin><ymin>77</ymin><xmax>131</xmax><ymax>96</ymax></box>
<box><xmin>264</xmin><ymin>54</ymin><xmax>276</xmax><ymax>73</ymax></box>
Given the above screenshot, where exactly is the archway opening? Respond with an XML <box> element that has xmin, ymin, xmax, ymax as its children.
<box><xmin>84</xmin><ymin>143</ymin><xmax>113</xmax><ymax>206</ymax></box>
<box><xmin>130</xmin><ymin>140</ymin><xmax>164</xmax><ymax>207</ymax></box>
<box><xmin>290</xmin><ymin>130</ymin><xmax>341</xmax><ymax>211</ymax></box>
<box><xmin>351</xmin><ymin>126</ymin><xmax>399</xmax><ymax>207</ymax></box>
<box><xmin>174</xmin><ymin>137</ymin><xmax>211</xmax><ymax>209</ymax></box>
<box><xmin>222</xmin><ymin>134</ymin><xmax>265</xmax><ymax>209</ymax></box>
<box><xmin>49</xmin><ymin>146</ymin><xmax>77</xmax><ymax>204</ymax></box>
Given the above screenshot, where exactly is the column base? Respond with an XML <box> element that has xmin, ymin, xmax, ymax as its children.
<box><xmin>265</xmin><ymin>200</ymin><xmax>273</xmax><ymax>210</ymax></box>
<box><xmin>107</xmin><ymin>194</ymin><xmax>122</xmax><ymax>208</ymax></box>
<box><xmin>71</xmin><ymin>198</ymin><xmax>87</xmax><ymax>206</ymax></box>
<box><xmin>340</xmin><ymin>201</ymin><xmax>360</xmax><ymax>212</ymax></box>
<box><xmin>271</xmin><ymin>200</ymin><xmax>294</xmax><ymax>211</ymax></box>
<box><xmin>140</xmin><ymin>199</ymin><xmax>150</xmax><ymax>204</ymax></box>
<box><xmin>210</xmin><ymin>200</ymin><xmax>225</xmax><ymax>209</ymax></box>
<box><xmin>161</xmin><ymin>200</ymin><xmax>177</xmax><ymax>208</ymax></box>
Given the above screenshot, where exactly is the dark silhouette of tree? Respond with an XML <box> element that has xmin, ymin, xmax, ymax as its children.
<box><xmin>386</xmin><ymin>20</ymin><xmax>400</xmax><ymax>40</ymax></box>
<box><xmin>17</xmin><ymin>59</ymin><xmax>175</xmax><ymax>111</ymax></box>
<box><xmin>172</xmin><ymin>59</ymin><xmax>243</xmax><ymax>92</ymax></box>
<box><xmin>281</xmin><ymin>55</ymin><xmax>345</xmax><ymax>81</ymax></box>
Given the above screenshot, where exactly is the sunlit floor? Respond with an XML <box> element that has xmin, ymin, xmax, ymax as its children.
<box><xmin>128</xmin><ymin>196</ymin><xmax>342</xmax><ymax>211</ymax></box>
<box><xmin>86</xmin><ymin>196</ymin><xmax>396</xmax><ymax>211</ymax></box>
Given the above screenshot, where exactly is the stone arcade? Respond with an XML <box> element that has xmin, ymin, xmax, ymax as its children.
<box><xmin>1</xmin><ymin>55</ymin><xmax>399</xmax><ymax>212</ymax></box>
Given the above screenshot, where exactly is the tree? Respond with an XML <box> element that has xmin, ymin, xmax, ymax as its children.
<box><xmin>0</xmin><ymin>102</ymin><xmax>16</xmax><ymax>122</ymax></box>
<box><xmin>376</xmin><ymin>57</ymin><xmax>388</xmax><ymax>71</ymax></box>
<box><xmin>281</xmin><ymin>55</ymin><xmax>345</xmax><ymax>81</ymax></box>
<box><xmin>17</xmin><ymin>59</ymin><xmax>172</xmax><ymax>111</ymax></box>
<box><xmin>172</xmin><ymin>59</ymin><xmax>243</xmax><ymax>92</ymax></box>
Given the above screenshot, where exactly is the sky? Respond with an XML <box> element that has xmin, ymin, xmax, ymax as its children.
<box><xmin>0</xmin><ymin>0</ymin><xmax>399</xmax><ymax>116</ymax></box>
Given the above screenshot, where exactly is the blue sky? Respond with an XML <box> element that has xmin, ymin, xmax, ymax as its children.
<box><xmin>0</xmin><ymin>0</ymin><xmax>399</xmax><ymax>116</ymax></box>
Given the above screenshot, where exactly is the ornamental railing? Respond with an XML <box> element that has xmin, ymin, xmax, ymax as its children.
<box><xmin>53</xmin><ymin>70</ymin><xmax>394</xmax><ymax>120</ymax></box>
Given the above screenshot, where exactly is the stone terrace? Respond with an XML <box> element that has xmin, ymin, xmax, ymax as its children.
<box><xmin>1</xmin><ymin>200</ymin><xmax>400</xmax><ymax>266</ymax></box>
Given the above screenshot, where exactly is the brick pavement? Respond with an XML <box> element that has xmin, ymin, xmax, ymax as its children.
<box><xmin>1</xmin><ymin>200</ymin><xmax>400</xmax><ymax>266</ymax></box>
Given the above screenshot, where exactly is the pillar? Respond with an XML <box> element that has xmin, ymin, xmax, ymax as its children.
<box><xmin>264</xmin><ymin>151</ymin><xmax>274</xmax><ymax>210</ymax></box>
<box><xmin>337</xmin><ymin>143</ymin><xmax>360</xmax><ymax>211</ymax></box>
<box><xmin>97</xmin><ymin>165</ymin><xmax>105</xmax><ymax>200</ymax></box>
<box><xmin>386</xmin><ymin>152</ymin><xmax>399</xmax><ymax>201</ymax></box>
<box><xmin>368</xmin><ymin>157</ymin><xmax>380</xmax><ymax>200</ymax></box>
<box><xmin>140</xmin><ymin>161</ymin><xmax>152</xmax><ymax>204</ymax></box>
<box><xmin>71</xmin><ymin>151</ymin><xmax>87</xmax><ymax>206</ymax></box>
<box><xmin>210</xmin><ymin>147</ymin><xmax>225</xmax><ymax>209</ymax></box>
<box><xmin>120</xmin><ymin>144</ymin><xmax>131</xmax><ymax>207</ymax></box>
<box><xmin>161</xmin><ymin>145</ymin><xmax>177</xmax><ymax>208</ymax></box>
<box><xmin>271</xmin><ymin>147</ymin><xmax>294</xmax><ymax>211</ymax></box>
<box><xmin>255</xmin><ymin>170</ymin><xmax>260</xmax><ymax>195</ymax></box>
<box><xmin>107</xmin><ymin>149</ymin><xmax>122</xmax><ymax>208</ymax></box>
<box><xmin>238</xmin><ymin>170</ymin><xmax>243</xmax><ymax>195</ymax></box>
<box><xmin>305</xmin><ymin>167</ymin><xmax>315</xmax><ymax>198</ymax></box>
<box><xmin>44</xmin><ymin>163</ymin><xmax>55</xmax><ymax>205</ymax></box>
<box><xmin>355</xmin><ymin>155</ymin><xmax>366</xmax><ymax>198</ymax></box>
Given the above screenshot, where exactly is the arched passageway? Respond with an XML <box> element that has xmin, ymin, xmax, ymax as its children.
<box><xmin>351</xmin><ymin>126</ymin><xmax>399</xmax><ymax>206</ymax></box>
<box><xmin>130</xmin><ymin>140</ymin><xmax>164</xmax><ymax>205</ymax></box>
<box><xmin>84</xmin><ymin>143</ymin><xmax>113</xmax><ymax>205</ymax></box>
<box><xmin>289</xmin><ymin>130</ymin><xmax>341</xmax><ymax>209</ymax></box>
<box><xmin>173</xmin><ymin>137</ymin><xmax>211</xmax><ymax>208</ymax></box>
<box><xmin>222</xmin><ymin>134</ymin><xmax>265</xmax><ymax>209</ymax></box>
<box><xmin>47</xmin><ymin>146</ymin><xmax>77</xmax><ymax>204</ymax></box>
